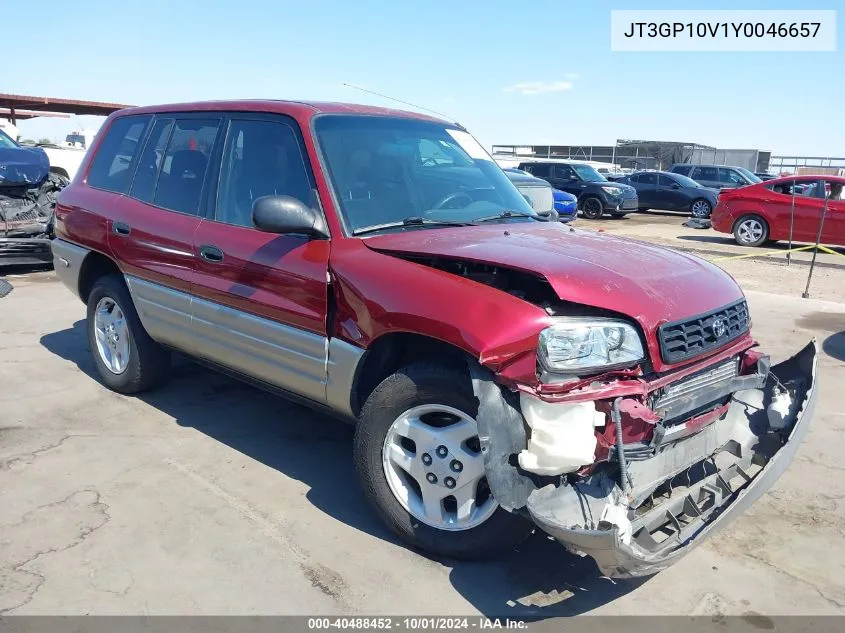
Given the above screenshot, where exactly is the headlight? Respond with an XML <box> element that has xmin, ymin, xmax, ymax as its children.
<box><xmin>538</xmin><ymin>318</ymin><xmax>645</xmax><ymax>374</ymax></box>
<box><xmin>600</xmin><ymin>185</ymin><xmax>624</xmax><ymax>196</ymax></box>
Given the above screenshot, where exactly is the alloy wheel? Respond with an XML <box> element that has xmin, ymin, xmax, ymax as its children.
<box><xmin>382</xmin><ymin>404</ymin><xmax>497</xmax><ymax>531</ymax></box>
<box><xmin>93</xmin><ymin>297</ymin><xmax>130</xmax><ymax>374</ymax></box>
<box><xmin>691</xmin><ymin>200</ymin><xmax>711</xmax><ymax>218</ymax></box>
<box><xmin>737</xmin><ymin>218</ymin><xmax>764</xmax><ymax>245</ymax></box>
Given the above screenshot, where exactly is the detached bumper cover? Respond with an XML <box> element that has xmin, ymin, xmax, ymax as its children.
<box><xmin>0</xmin><ymin>237</ymin><xmax>53</xmax><ymax>266</ymax></box>
<box><xmin>524</xmin><ymin>340</ymin><xmax>818</xmax><ymax>578</ymax></box>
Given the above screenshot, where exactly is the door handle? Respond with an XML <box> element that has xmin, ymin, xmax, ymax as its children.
<box><xmin>112</xmin><ymin>221</ymin><xmax>131</xmax><ymax>236</ymax></box>
<box><xmin>199</xmin><ymin>244</ymin><xmax>224</xmax><ymax>263</ymax></box>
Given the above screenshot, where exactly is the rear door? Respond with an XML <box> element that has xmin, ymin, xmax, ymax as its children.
<box><xmin>692</xmin><ymin>166</ymin><xmax>719</xmax><ymax>188</ymax></box>
<box><xmin>760</xmin><ymin>178</ymin><xmax>824</xmax><ymax>241</ymax></box>
<box><xmin>631</xmin><ymin>172</ymin><xmax>658</xmax><ymax>207</ymax></box>
<box><xmin>106</xmin><ymin>114</ymin><xmax>223</xmax><ymax>353</ymax></box>
<box><xmin>820</xmin><ymin>179</ymin><xmax>845</xmax><ymax>245</ymax></box>
<box><xmin>189</xmin><ymin>113</ymin><xmax>331</xmax><ymax>404</ymax></box>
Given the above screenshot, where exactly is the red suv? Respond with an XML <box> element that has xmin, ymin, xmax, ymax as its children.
<box><xmin>51</xmin><ymin>101</ymin><xmax>817</xmax><ymax>578</ymax></box>
<box><xmin>711</xmin><ymin>175</ymin><xmax>845</xmax><ymax>247</ymax></box>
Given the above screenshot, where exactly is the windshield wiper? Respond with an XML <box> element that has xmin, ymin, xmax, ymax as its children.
<box><xmin>353</xmin><ymin>216</ymin><xmax>476</xmax><ymax>236</ymax></box>
<box><xmin>471</xmin><ymin>210</ymin><xmax>552</xmax><ymax>223</ymax></box>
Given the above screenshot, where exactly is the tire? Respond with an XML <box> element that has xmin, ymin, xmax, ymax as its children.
<box><xmin>86</xmin><ymin>274</ymin><xmax>170</xmax><ymax>393</ymax></box>
<box><xmin>354</xmin><ymin>362</ymin><xmax>532</xmax><ymax>560</ymax></box>
<box><xmin>690</xmin><ymin>198</ymin><xmax>712</xmax><ymax>218</ymax></box>
<box><xmin>733</xmin><ymin>215</ymin><xmax>769</xmax><ymax>247</ymax></box>
<box><xmin>580</xmin><ymin>196</ymin><xmax>604</xmax><ymax>219</ymax></box>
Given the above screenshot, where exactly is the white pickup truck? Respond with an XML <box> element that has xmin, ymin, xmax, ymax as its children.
<box><xmin>38</xmin><ymin>129</ymin><xmax>99</xmax><ymax>181</ymax></box>
<box><xmin>0</xmin><ymin>121</ymin><xmax>97</xmax><ymax>181</ymax></box>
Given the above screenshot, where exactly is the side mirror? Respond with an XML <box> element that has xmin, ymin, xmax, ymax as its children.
<box><xmin>252</xmin><ymin>195</ymin><xmax>327</xmax><ymax>237</ymax></box>
<box><xmin>671</xmin><ymin>183</ymin><xmax>681</xmax><ymax>189</ymax></box>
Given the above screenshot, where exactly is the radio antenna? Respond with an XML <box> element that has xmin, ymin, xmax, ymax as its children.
<box><xmin>342</xmin><ymin>83</ymin><xmax>454</xmax><ymax>121</ymax></box>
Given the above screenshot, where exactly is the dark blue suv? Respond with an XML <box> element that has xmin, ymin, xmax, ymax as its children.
<box><xmin>519</xmin><ymin>160</ymin><xmax>638</xmax><ymax>219</ymax></box>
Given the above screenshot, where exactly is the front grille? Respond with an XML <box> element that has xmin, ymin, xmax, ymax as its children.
<box><xmin>517</xmin><ymin>184</ymin><xmax>554</xmax><ymax>213</ymax></box>
<box><xmin>658</xmin><ymin>299</ymin><xmax>750</xmax><ymax>364</ymax></box>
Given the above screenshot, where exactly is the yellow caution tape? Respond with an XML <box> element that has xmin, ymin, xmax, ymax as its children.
<box><xmin>712</xmin><ymin>244</ymin><xmax>817</xmax><ymax>262</ymax></box>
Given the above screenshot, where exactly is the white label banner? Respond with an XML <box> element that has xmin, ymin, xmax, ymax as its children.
<box><xmin>611</xmin><ymin>10</ymin><xmax>836</xmax><ymax>52</ymax></box>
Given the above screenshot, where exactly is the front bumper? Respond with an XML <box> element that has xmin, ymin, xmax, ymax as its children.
<box><xmin>526</xmin><ymin>341</ymin><xmax>817</xmax><ymax>578</ymax></box>
<box><xmin>0</xmin><ymin>237</ymin><xmax>53</xmax><ymax>266</ymax></box>
<box><xmin>604</xmin><ymin>194</ymin><xmax>639</xmax><ymax>213</ymax></box>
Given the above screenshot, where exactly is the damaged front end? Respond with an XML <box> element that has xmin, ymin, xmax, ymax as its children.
<box><xmin>0</xmin><ymin>172</ymin><xmax>67</xmax><ymax>266</ymax></box>
<box><xmin>471</xmin><ymin>340</ymin><xmax>818</xmax><ymax>579</ymax></box>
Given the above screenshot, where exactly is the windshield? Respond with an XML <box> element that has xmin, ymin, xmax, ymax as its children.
<box><xmin>313</xmin><ymin>115</ymin><xmax>536</xmax><ymax>234</ymax></box>
<box><xmin>670</xmin><ymin>173</ymin><xmax>701</xmax><ymax>188</ymax></box>
<box><xmin>0</xmin><ymin>129</ymin><xmax>17</xmax><ymax>148</ymax></box>
<box><xmin>736</xmin><ymin>166</ymin><xmax>762</xmax><ymax>183</ymax></box>
<box><xmin>572</xmin><ymin>164</ymin><xmax>607</xmax><ymax>182</ymax></box>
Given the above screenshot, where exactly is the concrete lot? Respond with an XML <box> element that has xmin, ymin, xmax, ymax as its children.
<box><xmin>1</xmin><ymin>215</ymin><xmax>844</xmax><ymax>617</ymax></box>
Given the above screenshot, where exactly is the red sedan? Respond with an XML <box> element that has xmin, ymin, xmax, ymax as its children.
<box><xmin>711</xmin><ymin>175</ymin><xmax>845</xmax><ymax>247</ymax></box>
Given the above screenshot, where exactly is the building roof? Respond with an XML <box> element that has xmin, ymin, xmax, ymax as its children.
<box><xmin>0</xmin><ymin>93</ymin><xmax>133</xmax><ymax>120</ymax></box>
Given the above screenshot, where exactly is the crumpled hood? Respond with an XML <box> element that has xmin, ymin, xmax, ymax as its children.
<box><xmin>0</xmin><ymin>146</ymin><xmax>50</xmax><ymax>187</ymax></box>
<box><xmin>363</xmin><ymin>222</ymin><xmax>744</xmax><ymax>334</ymax></box>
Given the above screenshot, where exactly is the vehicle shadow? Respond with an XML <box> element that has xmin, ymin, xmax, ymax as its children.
<box><xmin>822</xmin><ymin>331</ymin><xmax>845</xmax><ymax>362</ymax></box>
<box><xmin>40</xmin><ymin>320</ymin><xmax>646</xmax><ymax>617</ymax></box>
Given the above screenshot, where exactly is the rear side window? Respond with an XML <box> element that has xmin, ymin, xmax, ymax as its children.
<box><xmin>86</xmin><ymin>115</ymin><xmax>152</xmax><ymax>193</ymax></box>
<box><xmin>694</xmin><ymin>166</ymin><xmax>718</xmax><ymax>181</ymax></box>
<box><xmin>130</xmin><ymin>118</ymin><xmax>174</xmax><ymax>203</ymax></box>
<box><xmin>153</xmin><ymin>118</ymin><xmax>221</xmax><ymax>215</ymax></box>
<box><xmin>523</xmin><ymin>163</ymin><xmax>551</xmax><ymax>178</ymax></box>
<box><xmin>552</xmin><ymin>164</ymin><xmax>577</xmax><ymax>180</ymax></box>
<box><xmin>637</xmin><ymin>173</ymin><xmax>658</xmax><ymax>185</ymax></box>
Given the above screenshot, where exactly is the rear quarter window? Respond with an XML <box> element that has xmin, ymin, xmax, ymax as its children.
<box><xmin>86</xmin><ymin>115</ymin><xmax>152</xmax><ymax>193</ymax></box>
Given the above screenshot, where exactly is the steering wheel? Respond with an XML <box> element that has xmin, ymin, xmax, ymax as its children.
<box><xmin>433</xmin><ymin>191</ymin><xmax>474</xmax><ymax>210</ymax></box>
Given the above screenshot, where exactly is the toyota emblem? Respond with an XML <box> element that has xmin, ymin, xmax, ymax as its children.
<box><xmin>711</xmin><ymin>318</ymin><xmax>727</xmax><ymax>338</ymax></box>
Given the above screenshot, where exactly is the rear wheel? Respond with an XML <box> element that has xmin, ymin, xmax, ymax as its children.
<box><xmin>354</xmin><ymin>362</ymin><xmax>532</xmax><ymax>559</ymax></box>
<box><xmin>86</xmin><ymin>275</ymin><xmax>170</xmax><ymax>393</ymax></box>
<box><xmin>580</xmin><ymin>197</ymin><xmax>604</xmax><ymax>219</ymax></box>
<box><xmin>690</xmin><ymin>198</ymin><xmax>712</xmax><ymax>218</ymax></box>
<box><xmin>733</xmin><ymin>215</ymin><xmax>769</xmax><ymax>247</ymax></box>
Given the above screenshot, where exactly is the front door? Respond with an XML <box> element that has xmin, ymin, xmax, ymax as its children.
<box><xmin>656</xmin><ymin>174</ymin><xmax>690</xmax><ymax>211</ymax></box>
<box><xmin>190</xmin><ymin>113</ymin><xmax>331</xmax><ymax>404</ymax></box>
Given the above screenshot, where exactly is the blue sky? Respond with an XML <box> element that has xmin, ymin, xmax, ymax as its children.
<box><xmin>5</xmin><ymin>0</ymin><xmax>843</xmax><ymax>156</ymax></box>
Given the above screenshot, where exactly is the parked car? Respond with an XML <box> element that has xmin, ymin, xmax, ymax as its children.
<box><xmin>670</xmin><ymin>164</ymin><xmax>762</xmax><ymax>190</ymax></box>
<box><xmin>711</xmin><ymin>175</ymin><xmax>845</xmax><ymax>247</ymax></box>
<box><xmin>52</xmin><ymin>100</ymin><xmax>817</xmax><ymax>579</ymax></box>
<box><xmin>518</xmin><ymin>160</ymin><xmax>638</xmax><ymax>219</ymax></box>
<box><xmin>552</xmin><ymin>188</ymin><xmax>578</xmax><ymax>222</ymax></box>
<box><xmin>754</xmin><ymin>172</ymin><xmax>777</xmax><ymax>181</ymax></box>
<box><xmin>615</xmin><ymin>170</ymin><xmax>720</xmax><ymax>218</ymax></box>
<box><xmin>503</xmin><ymin>168</ymin><xmax>577</xmax><ymax>222</ymax></box>
<box><xmin>1</xmin><ymin>128</ymin><xmax>67</xmax><ymax>265</ymax></box>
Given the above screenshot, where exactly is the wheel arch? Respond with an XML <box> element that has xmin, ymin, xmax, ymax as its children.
<box><xmin>78</xmin><ymin>251</ymin><xmax>123</xmax><ymax>304</ymax></box>
<box><xmin>351</xmin><ymin>332</ymin><xmax>475</xmax><ymax>417</ymax></box>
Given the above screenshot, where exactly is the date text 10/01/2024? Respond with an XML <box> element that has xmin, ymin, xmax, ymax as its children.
<box><xmin>307</xmin><ymin>618</ymin><xmax>528</xmax><ymax>630</ymax></box>
<box><xmin>623</xmin><ymin>22</ymin><xmax>821</xmax><ymax>38</ymax></box>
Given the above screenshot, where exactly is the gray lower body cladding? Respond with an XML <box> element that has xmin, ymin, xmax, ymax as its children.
<box><xmin>474</xmin><ymin>341</ymin><xmax>818</xmax><ymax>578</ymax></box>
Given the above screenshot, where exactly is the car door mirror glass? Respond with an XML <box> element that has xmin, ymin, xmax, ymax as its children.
<box><xmin>252</xmin><ymin>195</ymin><xmax>327</xmax><ymax>237</ymax></box>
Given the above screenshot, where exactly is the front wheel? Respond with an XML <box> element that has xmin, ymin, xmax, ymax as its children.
<box><xmin>580</xmin><ymin>197</ymin><xmax>604</xmax><ymax>219</ymax></box>
<box><xmin>733</xmin><ymin>215</ymin><xmax>769</xmax><ymax>247</ymax></box>
<box><xmin>690</xmin><ymin>198</ymin><xmax>712</xmax><ymax>218</ymax></box>
<box><xmin>354</xmin><ymin>362</ymin><xmax>532</xmax><ymax>560</ymax></box>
